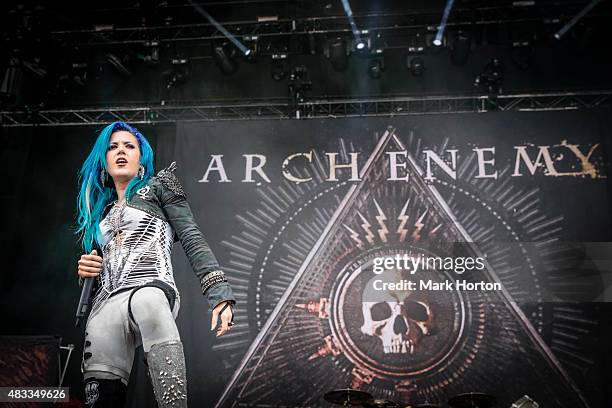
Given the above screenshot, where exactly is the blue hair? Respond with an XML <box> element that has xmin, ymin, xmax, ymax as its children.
<box><xmin>76</xmin><ymin>121</ymin><xmax>155</xmax><ymax>252</ymax></box>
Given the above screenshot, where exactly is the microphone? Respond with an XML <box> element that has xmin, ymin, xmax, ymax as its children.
<box><xmin>75</xmin><ymin>249</ymin><xmax>100</xmax><ymax>328</ymax></box>
<box><xmin>75</xmin><ymin>277</ymin><xmax>95</xmax><ymax>327</ymax></box>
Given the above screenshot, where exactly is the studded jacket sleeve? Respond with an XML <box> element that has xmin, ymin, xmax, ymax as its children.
<box><xmin>155</xmin><ymin>164</ymin><xmax>236</xmax><ymax>311</ymax></box>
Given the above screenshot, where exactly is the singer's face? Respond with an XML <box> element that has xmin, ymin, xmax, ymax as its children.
<box><xmin>106</xmin><ymin>131</ymin><xmax>141</xmax><ymax>183</ymax></box>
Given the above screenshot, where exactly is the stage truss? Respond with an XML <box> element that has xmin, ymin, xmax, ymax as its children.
<box><xmin>47</xmin><ymin>1</ymin><xmax>610</xmax><ymax>47</ymax></box>
<box><xmin>1</xmin><ymin>90</ymin><xmax>611</xmax><ymax>127</ymax></box>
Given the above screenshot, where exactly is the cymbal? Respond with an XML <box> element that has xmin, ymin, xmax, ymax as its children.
<box><xmin>363</xmin><ymin>399</ymin><xmax>400</xmax><ymax>408</ymax></box>
<box><xmin>323</xmin><ymin>388</ymin><xmax>373</xmax><ymax>406</ymax></box>
<box><xmin>448</xmin><ymin>392</ymin><xmax>496</xmax><ymax>408</ymax></box>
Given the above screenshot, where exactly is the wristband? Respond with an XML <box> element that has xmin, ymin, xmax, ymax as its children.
<box><xmin>200</xmin><ymin>270</ymin><xmax>228</xmax><ymax>294</ymax></box>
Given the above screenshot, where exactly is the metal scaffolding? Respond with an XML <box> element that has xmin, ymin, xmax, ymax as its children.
<box><xmin>47</xmin><ymin>1</ymin><xmax>609</xmax><ymax>47</ymax></box>
<box><xmin>1</xmin><ymin>90</ymin><xmax>611</xmax><ymax>127</ymax></box>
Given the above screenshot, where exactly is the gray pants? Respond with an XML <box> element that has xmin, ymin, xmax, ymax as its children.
<box><xmin>82</xmin><ymin>286</ymin><xmax>181</xmax><ymax>384</ymax></box>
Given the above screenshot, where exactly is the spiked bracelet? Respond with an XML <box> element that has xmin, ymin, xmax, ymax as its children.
<box><xmin>200</xmin><ymin>270</ymin><xmax>227</xmax><ymax>294</ymax></box>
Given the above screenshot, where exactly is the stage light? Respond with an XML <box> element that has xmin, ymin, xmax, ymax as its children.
<box><xmin>353</xmin><ymin>32</ymin><xmax>373</xmax><ymax>58</ymax></box>
<box><xmin>22</xmin><ymin>55</ymin><xmax>48</xmax><ymax>78</ymax></box>
<box><xmin>408</xmin><ymin>57</ymin><xmax>425</xmax><ymax>76</ymax></box>
<box><xmin>288</xmin><ymin>66</ymin><xmax>312</xmax><ymax>104</ymax></box>
<box><xmin>474</xmin><ymin>58</ymin><xmax>504</xmax><ymax>94</ymax></box>
<box><xmin>213</xmin><ymin>41</ymin><xmax>238</xmax><ymax>75</ymax></box>
<box><xmin>510</xmin><ymin>25</ymin><xmax>533</xmax><ymax>70</ymax></box>
<box><xmin>407</xmin><ymin>30</ymin><xmax>426</xmax><ymax>55</ymax></box>
<box><xmin>512</xmin><ymin>44</ymin><xmax>532</xmax><ymax>70</ymax></box>
<box><xmin>271</xmin><ymin>57</ymin><xmax>288</xmax><ymax>81</ymax></box>
<box><xmin>367</xmin><ymin>59</ymin><xmax>384</xmax><ymax>79</ymax></box>
<box><xmin>370</xmin><ymin>32</ymin><xmax>384</xmax><ymax>55</ymax></box>
<box><xmin>0</xmin><ymin>57</ymin><xmax>23</xmax><ymax>104</ymax></box>
<box><xmin>340</xmin><ymin>0</ymin><xmax>365</xmax><ymax>54</ymax></box>
<box><xmin>105</xmin><ymin>53</ymin><xmax>132</xmax><ymax>77</ymax></box>
<box><xmin>353</xmin><ymin>35</ymin><xmax>372</xmax><ymax>57</ymax></box>
<box><xmin>554</xmin><ymin>0</ymin><xmax>602</xmax><ymax>40</ymax></box>
<box><xmin>307</xmin><ymin>32</ymin><xmax>318</xmax><ymax>55</ymax></box>
<box><xmin>93</xmin><ymin>24</ymin><xmax>114</xmax><ymax>32</ymax></box>
<box><xmin>142</xmin><ymin>40</ymin><xmax>160</xmax><ymax>66</ymax></box>
<box><xmin>70</xmin><ymin>56</ymin><xmax>90</xmax><ymax>87</ymax></box>
<box><xmin>189</xmin><ymin>0</ymin><xmax>251</xmax><ymax>56</ymax></box>
<box><xmin>165</xmin><ymin>57</ymin><xmax>189</xmax><ymax>88</ymax></box>
<box><xmin>434</xmin><ymin>0</ymin><xmax>455</xmax><ymax>47</ymax></box>
<box><xmin>450</xmin><ymin>31</ymin><xmax>471</xmax><ymax>65</ymax></box>
<box><xmin>326</xmin><ymin>37</ymin><xmax>349</xmax><ymax>72</ymax></box>
<box><xmin>243</xmin><ymin>35</ymin><xmax>258</xmax><ymax>62</ymax></box>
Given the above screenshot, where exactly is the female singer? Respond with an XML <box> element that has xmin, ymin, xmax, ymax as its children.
<box><xmin>76</xmin><ymin>121</ymin><xmax>235</xmax><ymax>407</ymax></box>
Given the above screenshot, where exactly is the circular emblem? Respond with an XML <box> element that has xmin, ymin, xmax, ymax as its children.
<box><xmin>329</xmin><ymin>247</ymin><xmax>468</xmax><ymax>380</ymax></box>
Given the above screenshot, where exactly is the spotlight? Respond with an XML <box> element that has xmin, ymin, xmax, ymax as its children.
<box><xmin>554</xmin><ymin>0</ymin><xmax>602</xmax><ymax>40</ymax></box>
<box><xmin>190</xmin><ymin>0</ymin><xmax>251</xmax><ymax>56</ymax></box>
<box><xmin>512</xmin><ymin>43</ymin><xmax>532</xmax><ymax>70</ymax></box>
<box><xmin>142</xmin><ymin>40</ymin><xmax>160</xmax><ymax>66</ymax></box>
<box><xmin>474</xmin><ymin>58</ymin><xmax>504</xmax><ymax>94</ymax></box>
<box><xmin>307</xmin><ymin>32</ymin><xmax>317</xmax><ymax>55</ymax></box>
<box><xmin>407</xmin><ymin>30</ymin><xmax>426</xmax><ymax>54</ymax></box>
<box><xmin>271</xmin><ymin>57</ymin><xmax>288</xmax><ymax>81</ymax></box>
<box><xmin>165</xmin><ymin>57</ymin><xmax>189</xmax><ymax>88</ymax></box>
<box><xmin>340</xmin><ymin>0</ymin><xmax>366</xmax><ymax>55</ymax></box>
<box><xmin>55</xmin><ymin>47</ymin><xmax>90</xmax><ymax>90</ymax></box>
<box><xmin>510</xmin><ymin>24</ymin><xmax>533</xmax><ymax>70</ymax></box>
<box><xmin>105</xmin><ymin>53</ymin><xmax>132</xmax><ymax>77</ymax></box>
<box><xmin>0</xmin><ymin>57</ymin><xmax>23</xmax><ymax>104</ymax></box>
<box><xmin>288</xmin><ymin>65</ymin><xmax>312</xmax><ymax>104</ymax></box>
<box><xmin>213</xmin><ymin>41</ymin><xmax>238</xmax><ymax>74</ymax></box>
<box><xmin>408</xmin><ymin>57</ymin><xmax>425</xmax><ymax>76</ymax></box>
<box><xmin>353</xmin><ymin>36</ymin><xmax>371</xmax><ymax>57</ymax></box>
<box><xmin>367</xmin><ymin>59</ymin><xmax>384</xmax><ymax>79</ymax></box>
<box><xmin>370</xmin><ymin>32</ymin><xmax>385</xmax><ymax>55</ymax></box>
<box><xmin>326</xmin><ymin>37</ymin><xmax>349</xmax><ymax>71</ymax></box>
<box><xmin>434</xmin><ymin>0</ymin><xmax>455</xmax><ymax>46</ymax></box>
<box><xmin>71</xmin><ymin>62</ymin><xmax>89</xmax><ymax>87</ymax></box>
<box><xmin>22</xmin><ymin>57</ymin><xmax>47</xmax><ymax>78</ymax></box>
<box><xmin>450</xmin><ymin>31</ymin><xmax>471</xmax><ymax>65</ymax></box>
<box><xmin>243</xmin><ymin>35</ymin><xmax>258</xmax><ymax>62</ymax></box>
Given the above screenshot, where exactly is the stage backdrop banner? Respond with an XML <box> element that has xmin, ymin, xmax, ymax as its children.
<box><xmin>172</xmin><ymin>111</ymin><xmax>611</xmax><ymax>408</ymax></box>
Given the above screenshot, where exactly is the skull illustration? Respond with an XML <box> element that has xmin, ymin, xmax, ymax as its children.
<box><xmin>360</xmin><ymin>270</ymin><xmax>435</xmax><ymax>354</ymax></box>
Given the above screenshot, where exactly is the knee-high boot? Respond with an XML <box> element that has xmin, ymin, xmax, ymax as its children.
<box><xmin>146</xmin><ymin>340</ymin><xmax>188</xmax><ymax>407</ymax></box>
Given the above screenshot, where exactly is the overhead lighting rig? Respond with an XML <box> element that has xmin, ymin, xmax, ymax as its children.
<box><xmin>165</xmin><ymin>57</ymin><xmax>189</xmax><ymax>88</ymax></box>
<box><xmin>288</xmin><ymin>66</ymin><xmax>312</xmax><ymax>106</ymax></box>
<box><xmin>325</xmin><ymin>37</ymin><xmax>349</xmax><ymax>72</ymax></box>
<box><xmin>474</xmin><ymin>58</ymin><xmax>505</xmax><ymax>95</ymax></box>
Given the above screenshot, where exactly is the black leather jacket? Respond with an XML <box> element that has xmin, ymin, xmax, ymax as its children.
<box><xmin>83</xmin><ymin>164</ymin><xmax>235</xmax><ymax>311</ymax></box>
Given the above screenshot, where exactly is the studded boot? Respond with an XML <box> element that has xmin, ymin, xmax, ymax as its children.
<box><xmin>146</xmin><ymin>340</ymin><xmax>188</xmax><ymax>407</ymax></box>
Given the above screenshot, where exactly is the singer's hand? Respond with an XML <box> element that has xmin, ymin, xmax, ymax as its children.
<box><xmin>211</xmin><ymin>301</ymin><xmax>234</xmax><ymax>337</ymax></box>
<box><xmin>77</xmin><ymin>250</ymin><xmax>103</xmax><ymax>278</ymax></box>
